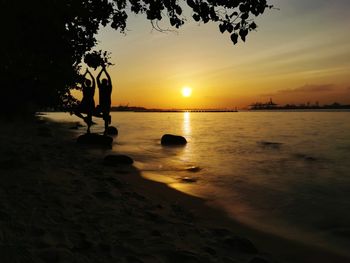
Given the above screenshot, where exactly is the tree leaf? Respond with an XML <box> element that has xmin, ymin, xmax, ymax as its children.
<box><xmin>231</xmin><ymin>33</ymin><xmax>238</xmax><ymax>45</ymax></box>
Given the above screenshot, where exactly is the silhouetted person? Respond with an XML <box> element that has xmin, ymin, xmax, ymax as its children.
<box><xmin>75</xmin><ymin>69</ymin><xmax>95</xmax><ymax>133</ymax></box>
<box><xmin>97</xmin><ymin>65</ymin><xmax>112</xmax><ymax>135</ymax></box>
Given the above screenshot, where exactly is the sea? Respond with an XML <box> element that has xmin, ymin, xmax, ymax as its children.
<box><xmin>48</xmin><ymin>111</ymin><xmax>350</xmax><ymax>255</ymax></box>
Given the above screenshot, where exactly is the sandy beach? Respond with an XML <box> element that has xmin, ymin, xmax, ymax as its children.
<box><xmin>0</xmin><ymin>116</ymin><xmax>349</xmax><ymax>263</ymax></box>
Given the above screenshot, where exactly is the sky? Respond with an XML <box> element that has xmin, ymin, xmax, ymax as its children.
<box><xmin>88</xmin><ymin>0</ymin><xmax>350</xmax><ymax>109</ymax></box>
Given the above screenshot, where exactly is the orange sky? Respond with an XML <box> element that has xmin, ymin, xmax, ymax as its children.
<box><xmin>81</xmin><ymin>0</ymin><xmax>350</xmax><ymax>109</ymax></box>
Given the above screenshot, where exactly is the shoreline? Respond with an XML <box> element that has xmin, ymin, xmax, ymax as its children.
<box><xmin>0</xmin><ymin>117</ymin><xmax>349</xmax><ymax>262</ymax></box>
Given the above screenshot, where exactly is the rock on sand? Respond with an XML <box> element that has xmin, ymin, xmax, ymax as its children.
<box><xmin>77</xmin><ymin>133</ymin><xmax>113</xmax><ymax>147</ymax></box>
<box><xmin>106</xmin><ymin>126</ymin><xmax>118</xmax><ymax>136</ymax></box>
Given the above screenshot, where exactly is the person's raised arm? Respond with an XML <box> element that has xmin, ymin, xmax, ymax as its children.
<box><xmin>103</xmin><ymin>65</ymin><xmax>112</xmax><ymax>86</ymax></box>
<box><xmin>97</xmin><ymin>67</ymin><xmax>103</xmax><ymax>87</ymax></box>
<box><xmin>82</xmin><ymin>68</ymin><xmax>88</xmax><ymax>78</ymax></box>
<box><xmin>81</xmin><ymin>69</ymin><xmax>88</xmax><ymax>86</ymax></box>
<box><xmin>87</xmin><ymin>70</ymin><xmax>95</xmax><ymax>88</ymax></box>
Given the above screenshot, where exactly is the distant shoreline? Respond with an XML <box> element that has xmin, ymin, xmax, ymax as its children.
<box><xmin>247</xmin><ymin>109</ymin><xmax>350</xmax><ymax>112</ymax></box>
<box><xmin>109</xmin><ymin>106</ymin><xmax>239</xmax><ymax>112</ymax></box>
<box><xmin>42</xmin><ymin>109</ymin><xmax>350</xmax><ymax>113</ymax></box>
<box><xmin>108</xmin><ymin>109</ymin><xmax>350</xmax><ymax>113</ymax></box>
<box><xmin>110</xmin><ymin>109</ymin><xmax>239</xmax><ymax>112</ymax></box>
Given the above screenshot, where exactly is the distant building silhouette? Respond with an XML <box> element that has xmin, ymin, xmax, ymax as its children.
<box><xmin>249</xmin><ymin>99</ymin><xmax>350</xmax><ymax>110</ymax></box>
<box><xmin>250</xmin><ymin>98</ymin><xmax>278</xmax><ymax>110</ymax></box>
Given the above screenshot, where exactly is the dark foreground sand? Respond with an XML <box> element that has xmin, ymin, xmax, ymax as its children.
<box><xmin>0</xmin><ymin>116</ymin><xmax>349</xmax><ymax>263</ymax></box>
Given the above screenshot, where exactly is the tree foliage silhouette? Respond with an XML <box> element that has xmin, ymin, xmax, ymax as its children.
<box><xmin>0</xmin><ymin>0</ymin><xmax>272</xmax><ymax>116</ymax></box>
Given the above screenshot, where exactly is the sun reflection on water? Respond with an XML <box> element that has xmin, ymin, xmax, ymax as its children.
<box><xmin>182</xmin><ymin>111</ymin><xmax>191</xmax><ymax>136</ymax></box>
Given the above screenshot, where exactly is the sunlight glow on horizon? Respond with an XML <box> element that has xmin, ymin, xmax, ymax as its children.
<box><xmin>91</xmin><ymin>0</ymin><xmax>350</xmax><ymax>109</ymax></box>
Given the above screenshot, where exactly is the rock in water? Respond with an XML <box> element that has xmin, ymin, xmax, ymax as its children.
<box><xmin>258</xmin><ymin>141</ymin><xmax>283</xmax><ymax>149</ymax></box>
<box><xmin>181</xmin><ymin>177</ymin><xmax>197</xmax><ymax>183</ymax></box>
<box><xmin>77</xmin><ymin>133</ymin><xmax>113</xmax><ymax>147</ymax></box>
<box><xmin>186</xmin><ymin>166</ymin><xmax>201</xmax><ymax>172</ymax></box>
<box><xmin>106</xmin><ymin>126</ymin><xmax>118</xmax><ymax>136</ymax></box>
<box><xmin>161</xmin><ymin>134</ymin><xmax>187</xmax><ymax>146</ymax></box>
<box><xmin>104</xmin><ymin>154</ymin><xmax>134</xmax><ymax>166</ymax></box>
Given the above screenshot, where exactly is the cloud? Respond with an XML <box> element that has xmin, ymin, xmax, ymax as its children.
<box><xmin>257</xmin><ymin>83</ymin><xmax>350</xmax><ymax>105</ymax></box>
<box><xmin>275</xmin><ymin>84</ymin><xmax>335</xmax><ymax>95</ymax></box>
<box><xmin>259</xmin><ymin>84</ymin><xmax>337</xmax><ymax>98</ymax></box>
<box><xmin>260</xmin><ymin>84</ymin><xmax>340</xmax><ymax>100</ymax></box>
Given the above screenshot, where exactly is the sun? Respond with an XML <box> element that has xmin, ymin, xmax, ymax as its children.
<box><xmin>181</xmin><ymin>86</ymin><xmax>192</xmax><ymax>97</ymax></box>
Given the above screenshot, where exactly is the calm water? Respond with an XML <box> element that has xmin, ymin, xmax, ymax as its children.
<box><xmin>49</xmin><ymin>111</ymin><xmax>350</xmax><ymax>255</ymax></box>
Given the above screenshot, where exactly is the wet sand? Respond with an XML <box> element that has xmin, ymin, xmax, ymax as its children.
<box><xmin>0</xmin><ymin>116</ymin><xmax>348</xmax><ymax>263</ymax></box>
